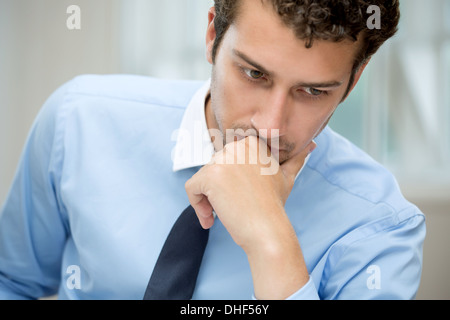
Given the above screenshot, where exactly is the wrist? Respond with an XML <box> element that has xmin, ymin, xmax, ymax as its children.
<box><xmin>244</xmin><ymin>212</ymin><xmax>309</xmax><ymax>300</ymax></box>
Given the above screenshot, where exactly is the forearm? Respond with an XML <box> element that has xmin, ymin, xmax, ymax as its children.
<box><xmin>244</xmin><ymin>210</ymin><xmax>309</xmax><ymax>300</ymax></box>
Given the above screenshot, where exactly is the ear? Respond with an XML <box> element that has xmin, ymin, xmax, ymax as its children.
<box><xmin>206</xmin><ymin>7</ymin><xmax>217</xmax><ymax>65</ymax></box>
<box><xmin>342</xmin><ymin>60</ymin><xmax>370</xmax><ymax>102</ymax></box>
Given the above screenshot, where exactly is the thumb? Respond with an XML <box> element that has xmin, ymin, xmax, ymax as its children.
<box><xmin>281</xmin><ymin>141</ymin><xmax>317</xmax><ymax>180</ymax></box>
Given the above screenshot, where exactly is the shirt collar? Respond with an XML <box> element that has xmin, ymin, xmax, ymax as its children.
<box><xmin>172</xmin><ymin>79</ymin><xmax>214</xmax><ymax>172</ymax></box>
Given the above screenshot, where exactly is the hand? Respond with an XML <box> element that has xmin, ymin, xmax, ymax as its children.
<box><xmin>185</xmin><ymin>136</ymin><xmax>315</xmax><ymax>237</ymax></box>
<box><xmin>185</xmin><ymin>136</ymin><xmax>316</xmax><ymax>299</ymax></box>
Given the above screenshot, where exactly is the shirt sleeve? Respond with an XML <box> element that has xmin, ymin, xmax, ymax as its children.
<box><xmin>285</xmin><ymin>276</ymin><xmax>320</xmax><ymax>300</ymax></box>
<box><xmin>0</xmin><ymin>82</ymin><xmax>72</xmax><ymax>299</ymax></box>
<box><xmin>252</xmin><ymin>206</ymin><xmax>425</xmax><ymax>301</ymax></box>
<box><xmin>251</xmin><ymin>276</ymin><xmax>320</xmax><ymax>300</ymax></box>
<box><xmin>319</xmin><ymin>208</ymin><xmax>426</xmax><ymax>300</ymax></box>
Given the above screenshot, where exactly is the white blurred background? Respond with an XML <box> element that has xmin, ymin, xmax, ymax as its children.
<box><xmin>0</xmin><ymin>0</ymin><xmax>449</xmax><ymax>300</ymax></box>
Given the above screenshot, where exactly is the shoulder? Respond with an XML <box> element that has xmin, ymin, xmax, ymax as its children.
<box><xmin>34</xmin><ymin>74</ymin><xmax>206</xmax><ymax>136</ymax></box>
<box><xmin>31</xmin><ymin>75</ymin><xmax>207</xmax><ymax>162</ymax></box>
<box><xmin>60</xmin><ymin>74</ymin><xmax>205</xmax><ymax>109</ymax></box>
<box><xmin>306</xmin><ymin>126</ymin><xmax>421</xmax><ymax>217</ymax></box>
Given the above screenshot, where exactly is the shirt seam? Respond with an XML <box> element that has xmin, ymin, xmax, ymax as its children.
<box><xmin>64</xmin><ymin>90</ymin><xmax>188</xmax><ymax>110</ymax></box>
<box><xmin>338</xmin><ymin>210</ymin><xmax>423</xmax><ymax>255</ymax></box>
<box><xmin>305</xmin><ymin>163</ymin><xmax>398</xmax><ymax>213</ymax></box>
<box><xmin>47</xmin><ymin>85</ymin><xmax>74</xmax><ymax>234</ymax></box>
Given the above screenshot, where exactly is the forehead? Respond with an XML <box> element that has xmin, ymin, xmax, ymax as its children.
<box><xmin>224</xmin><ymin>0</ymin><xmax>360</xmax><ymax>83</ymax></box>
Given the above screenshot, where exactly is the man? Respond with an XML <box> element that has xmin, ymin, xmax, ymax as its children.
<box><xmin>0</xmin><ymin>0</ymin><xmax>425</xmax><ymax>300</ymax></box>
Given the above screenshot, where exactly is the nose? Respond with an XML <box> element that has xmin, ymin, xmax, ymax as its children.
<box><xmin>251</xmin><ymin>87</ymin><xmax>290</xmax><ymax>140</ymax></box>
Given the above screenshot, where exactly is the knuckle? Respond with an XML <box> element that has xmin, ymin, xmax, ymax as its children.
<box><xmin>208</xmin><ymin>163</ymin><xmax>225</xmax><ymax>177</ymax></box>
<box><xmin>185</xmin><ymin>176</ymin><xmax>197</xmax><ymax>192</ymax></box>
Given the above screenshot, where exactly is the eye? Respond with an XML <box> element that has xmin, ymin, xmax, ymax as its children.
<box><xmin>305</xmin><ymin>87</ymin><xmax>325</xmax><ymax>96</ymax></box>
<box><xmin>244</xmin><ymin>69</ymin><xmax>265</xmax><ymax>80</ymax></box>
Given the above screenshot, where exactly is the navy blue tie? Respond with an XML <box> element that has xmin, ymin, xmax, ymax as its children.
<box><xmin>143</xmin><ymin>205</ymin><xmax>210</xmax><ymax>300</ymax></box>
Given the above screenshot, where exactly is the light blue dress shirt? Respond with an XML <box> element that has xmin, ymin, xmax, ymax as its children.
<box><xmin>0</xmin><ymin>75</ymin><xmax>425</xmax><ymax>300</ymax></box>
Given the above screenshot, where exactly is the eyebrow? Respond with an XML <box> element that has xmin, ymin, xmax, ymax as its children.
<box><xmin>232</xmin><ymin>49</ymin><xmax>344</xmax><ymax>89</ymax></box>
<box><xmin>233</xmin><ymin>49</ymin><xmax>273</xmax><ymax>77</ymax></box>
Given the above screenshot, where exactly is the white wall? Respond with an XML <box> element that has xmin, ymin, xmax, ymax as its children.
<box><xmin>0</xmin><ymin>0</ymin><xmax>122</xmax><ymax>204</ymax></box>
<box><xmin>415</xmin><ymin>197</ymin><xmax>450</xmax><ymax>299</ymax></box>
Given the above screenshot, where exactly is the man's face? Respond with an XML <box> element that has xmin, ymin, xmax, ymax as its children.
<box><xmin>205</xmin><ymin>0</ymin><xmax>363</xmax><ymax>163</ymax></box>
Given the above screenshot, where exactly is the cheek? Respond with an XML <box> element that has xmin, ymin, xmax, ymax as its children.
<box><xmin>289</xmin><ymin>105</ymin><xmax>336</xmax><ymax>148</ymax></box>
<box><xmin>214</xmin><ymin>71</ymin><xmax>256</xmax><ymax>126</ymax></box>
<box><xmin>311</xmin><ymin>109</ymin><xmax>335</xmax><ymax>135</ymax></box>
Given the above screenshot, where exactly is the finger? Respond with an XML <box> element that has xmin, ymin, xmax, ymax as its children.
<box><xmin>185</xmin><ymin>175</ymin><xmax>215</xmax><ymax>229</ymax></box>
<box><xmin>193</xmin><ymin>195</ymin><xmax>215</xmax><ymax>229</ymax></box>
<box><xmin>281</xmin><ymin>141</ymin><xmax>317</xmax><ymax>180</ymax></box>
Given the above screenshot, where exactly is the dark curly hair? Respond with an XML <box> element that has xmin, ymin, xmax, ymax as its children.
<box><xmin>212</xmin><ymin>0</ymin><xmax>400</xmax><ymax>95</ymax></box>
